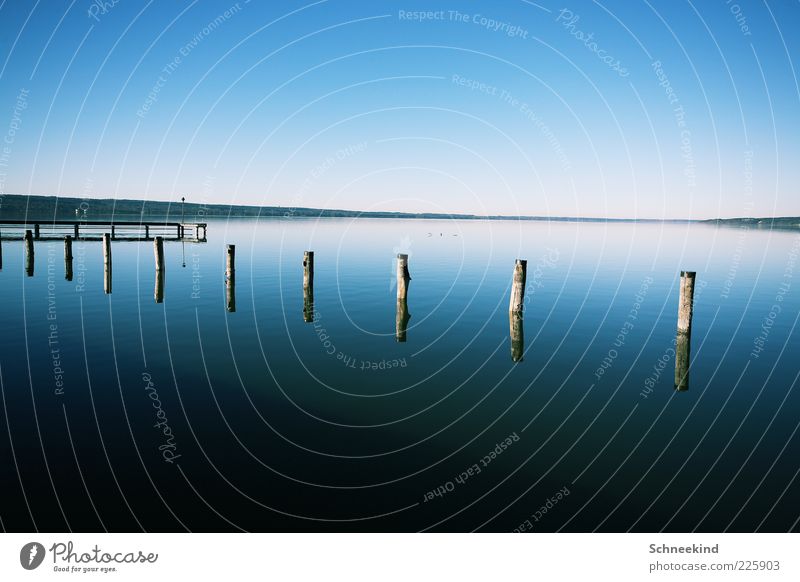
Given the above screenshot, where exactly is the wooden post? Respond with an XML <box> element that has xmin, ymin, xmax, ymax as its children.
<box><xmin>154</xmin><ymin>268</ymin><xmax>165</xmax><ymax>304</ymax></box>
<box><xmin>24</xmin><ymin>229</ymin><xmax>34</xmax><ymax>276</ymax></box>
<box><xmin>226</xmin><ymin>244</ymin><xmax>235</xmax><ymax>280</ymax></box>
<box><xmin>102</xmin><ymin>233</ymin><xmax>112</xmax><ymax>294</ymax></box>
<box><xmin>34</xmin><ymin>224</ymin><xmax>40</xmax><ymax>239</ymax></box>
<box><xmin>509</xmin><ymin>259</ymin><xmax>527</xmax><ymax>313</ymax></box>
<box><xmin>303</xmin><ymin>251</ymin><xmax>314</xmax><ymax>322</ymax></box>
<box><xmin>154</xmin><ymin>236</ymin><xmax>165</xmax><ymax>271</ymax></box>
<box><xmin>677</xmin><ymin>271</ymin><xmax>696</xmax><ymax>334</ymax></box>
<box><xmin>225</xmin><ymin>245</ymin><xmax>236</xmax><ymax>313</ymax></box>
<box><xmin>397</xmin><ymin>254</ymin><xmax>411</xmax><ymax>300</ymax></box>
<box><xmin>145</xmin><ymin>225</ymin><xmax>150</xmax><ymax>240</ymax></box>
<box><xmin>674</xmin><ymin>332</ymin><xmax>690</xmax><ymax>391</ymax></box>
<box><xmin>510</xmin><ymin>312</ymin><xmax>524</xmax><ymax>362</ymax></box>
<box><xmin>396</xmin><ymin>298</ymin><xmax>410</xmax><ymax>342</ymax></box>
<box><xmin>154</xmin><ymin>236</ymin><xmax>165</xmax><ymax>303</ymax></box>
<box><xmin>74</xmin><ymin>223</ymin><xmax>79</xmax><ymax>239</ymax></box>
<box><xmin>225</xmin><ymin>276</ymin><xmax>236</xmax><ymax>313</ymax></box>
<box><xmin>64</xmin><ymin>236</ymin><xmax>73</xmax><ymax>281</ymax></box>
<box><xmin>111</xmin><ymin>225</ymin><xmax>116</xmax><ymax>240</ymax></box>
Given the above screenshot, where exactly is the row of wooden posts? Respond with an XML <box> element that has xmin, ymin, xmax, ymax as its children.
<box><xmin>507</xmin><ymin>260</ymin><xmax>696</xmax><ymax>390</ymax></box>
<box><xmin>7</xmin><ymin>231</ymin><xmax>696</xmax><ymax>387</ymax></box>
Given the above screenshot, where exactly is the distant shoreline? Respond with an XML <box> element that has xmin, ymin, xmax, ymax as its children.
<box><xmin>1</xmin><ymin>194</ymin><xmax>798</xmax><ymax>228</ymax></box>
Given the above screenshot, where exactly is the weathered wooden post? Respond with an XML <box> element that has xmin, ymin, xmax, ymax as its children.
<box><xmin>303</xmin><ymin>251</ymin><xmax>314</xmax><ymax>322</ymax></box>
<box><xmin>154</xmin><ymin>268</ymin><xmax>165</xmax><ymax>304</ymax></box>
<box><xmin>154</xmin><ymin>236</ymin><xmax>165</xmax><ymax>271</ymax></box>
<box><xmin>153</xmin><ymin>236</ymin><xmax>165</xmax><ymax>303</ymax></box>
<box><xmin>397</xmin><ymin>254</ymin><xmax>411</xmax><ymax>300</ymax></box>
<box><xmin>34</xmin><ymin>224</ymin><xmax>40</xmax><ymax>239</ymax></box>
<box><xmin>510</xmin><ymin>312</ymin><xmax>524</xmax><ymax>362</ymax></box>
<box><xmin>64</xmin><ymin>236</ymin><xmax>73</xmax><ymax>281</ymax></box>
<box><xmin>396</xmin><ymin>299</ymin><xmax>411</xmax><ymax>342</ymax></box>
<box><xmin>73</xmin><ymin>223</ymin><xmax>79</xmax><ymax>239</ymax></box>
<box><xmin>24</xmin><ymin>229</ymin><xmax>34</xmax><ymax>276</ymax></box>
<box><xmin>675</xmin><ymin>271</ymin><xmax>695</xmax><ymax>391</ymax></box>
<box><xmin>102</xmin><ymin>233</ymin><xmax>112</xmax><ymax>294</ymax></box>
<box><xmin>226</xmin><ymin>245</ymin><xmax>236</xmax><ymax>313</ymax></box>
<box><xmin>145</xmin><ymin>225</ymin><xmax>150</xmax><ymax>240</ymax></box>
<box><xmin>674</xmin><ymin>332</ymin><xmax>690</xmax><ymax>391</ymax></box>
<box><xmin>225</xmin><ymin>277</ymin><xmax>236</xmax><ymax>312</ymax></box>
<box><xmin>226</xmin><ymin>244</ymin><xmax>235</xmax><ymax>280</ymax></box>
<box><xmin>509</xmin><ymin>259</ymin><xmax>527</xmax><ymax>313</ymax></box>
<box><xmin>111</xmin><ymin>225</ymin><xmax>116</xmax><ymax>240</ymax></box>
<box><xmin>677</xmin><ymin>271</ymin><xmax>695</xmax><ymax>334</ymax></box>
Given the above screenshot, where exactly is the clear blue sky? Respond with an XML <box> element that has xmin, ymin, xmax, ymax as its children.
<box><xmin>0</xmin><ymin>0</ymin><xmax>798</xmax><ymax>218</ymax></box>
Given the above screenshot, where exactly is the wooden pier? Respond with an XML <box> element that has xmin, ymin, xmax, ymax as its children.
<box><xmin>0</xmin><ymin>220</ymin><xmax>207</xmax><ymax>242</ymax></box>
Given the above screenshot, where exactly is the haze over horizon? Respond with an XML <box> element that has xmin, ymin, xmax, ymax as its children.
<box><xmin>1</xmin><ymin>1</ymin><xmax>798</xmax><ymax>220</ymax></box>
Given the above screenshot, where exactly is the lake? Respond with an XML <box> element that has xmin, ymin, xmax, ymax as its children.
<box><xmin>1</xmin><ymin>218</ymin><xmax>798</xmax><ymax>532</ymax></box>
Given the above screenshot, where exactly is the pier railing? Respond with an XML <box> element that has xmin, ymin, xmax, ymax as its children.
<box><xmin>0</xmin><ymin>220</ymin><xmax>207</xmax><ymax>242</ymax></box>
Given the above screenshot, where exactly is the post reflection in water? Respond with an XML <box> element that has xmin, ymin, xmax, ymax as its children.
<box><xmin>674</xmin><ymin>331</ymin><xmax>691</xmax><ymax>391</ymax></box>
<box><xmin>396</xmin><ymin>298</ymin><xmax>410</xmax><ymax>342</ymax></box>
<box><xmin>510</xmin><ymin>312</ymin><xmax>524</xmax><ymax>362</ymax></box>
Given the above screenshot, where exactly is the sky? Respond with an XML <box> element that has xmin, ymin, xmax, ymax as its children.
<box><xmin>0</xmin><ymin>0</ymin><xmax>798</xmax><ymax>219</ymax></box>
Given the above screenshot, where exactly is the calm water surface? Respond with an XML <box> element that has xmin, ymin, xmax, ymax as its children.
<box><xmin>1</xmin><ymin>218</ymin><xmax>799</xmax><ymax>531</ymax></box>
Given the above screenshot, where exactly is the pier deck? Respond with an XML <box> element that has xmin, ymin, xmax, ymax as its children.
<box><xmin>0</xmin><ymin>220</ymin><xmax>207</xmax><ymax>242</ymax></box>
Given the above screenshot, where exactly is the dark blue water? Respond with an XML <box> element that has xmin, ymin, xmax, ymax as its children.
<box><xmin>1</xmin><ymin>218</ymin><xmax>799</xmax><ymax>532</ymax></box>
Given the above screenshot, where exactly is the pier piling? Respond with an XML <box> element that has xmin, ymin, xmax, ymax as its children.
<box><xmin>24</xmin><ymin>229</ymin><xmax>34</xmax><ymax>276</ymax></box>
<box><xmin>509</xmin><ymin>259</ymin><xmax>527</xmax><ymax>313</ymax></box>
<box><xmin>154</xmin><ymin>268</ymin><xmax>165</xmax><ymax>303</ymax></box>
<box><xmin>226</xmin><ymin>245</ymin><xmax>235</xmax><ymax>280</ymax></box>
<box><xmin>153</xmin><ymin>236</ymin><xmax>165</xmax><ymax>302</ymax></box>
<box><xmin>154</xmin><ymin>236</ymin><xmax>165</xmax><ymax>271</ymax></box>
<box><xmin>102</xmin><ymin>233</ymin><xmax>112</xmax><ymax>294</ymax></box>
<box><xmin>675</xmin><ymin>332</ymin><xmax>691</xmax><ymax>391</ymax></box>
<box><xmin>64</xmin><ymin>236</ymin><xmax>73</xmax><ymax>281</ymax></box>
<box><xmin>510</xmin><ymin>313</ymin><xmax>524</xmax><ymax>362</ymax></box>
<box><xmin>677</xmin><ymin>271</ymin><xmax>695</xmax><ymax>334</ymax></box>
<box><xmin>397</xmin><ymin>254</ymin><xmax>411</xmax><ymax>300</ymax></box>
<box><xmin>396</xmin><ymin>299</ymin><xmax>411</xmax><ymax>342</ymax></box>
<box><xmin>226</xmin><ymin>245</ymin><xmax>236</xmax><ymax>313</ymax></box>
<box><xmin>303</xmin><ymin>251</ymin><xmax>314</xmax><ymax>322</ymax></box>
<box><xmin>675</xmin><ymin>271</ymin><xmax>696</xmax><ymax>391</ymax></box>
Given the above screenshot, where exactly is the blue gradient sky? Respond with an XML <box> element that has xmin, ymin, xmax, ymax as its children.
<box><xmin>0</xmin><ymin>0</ymin><xmax>798</xmax><ymax>218</ymax></box>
